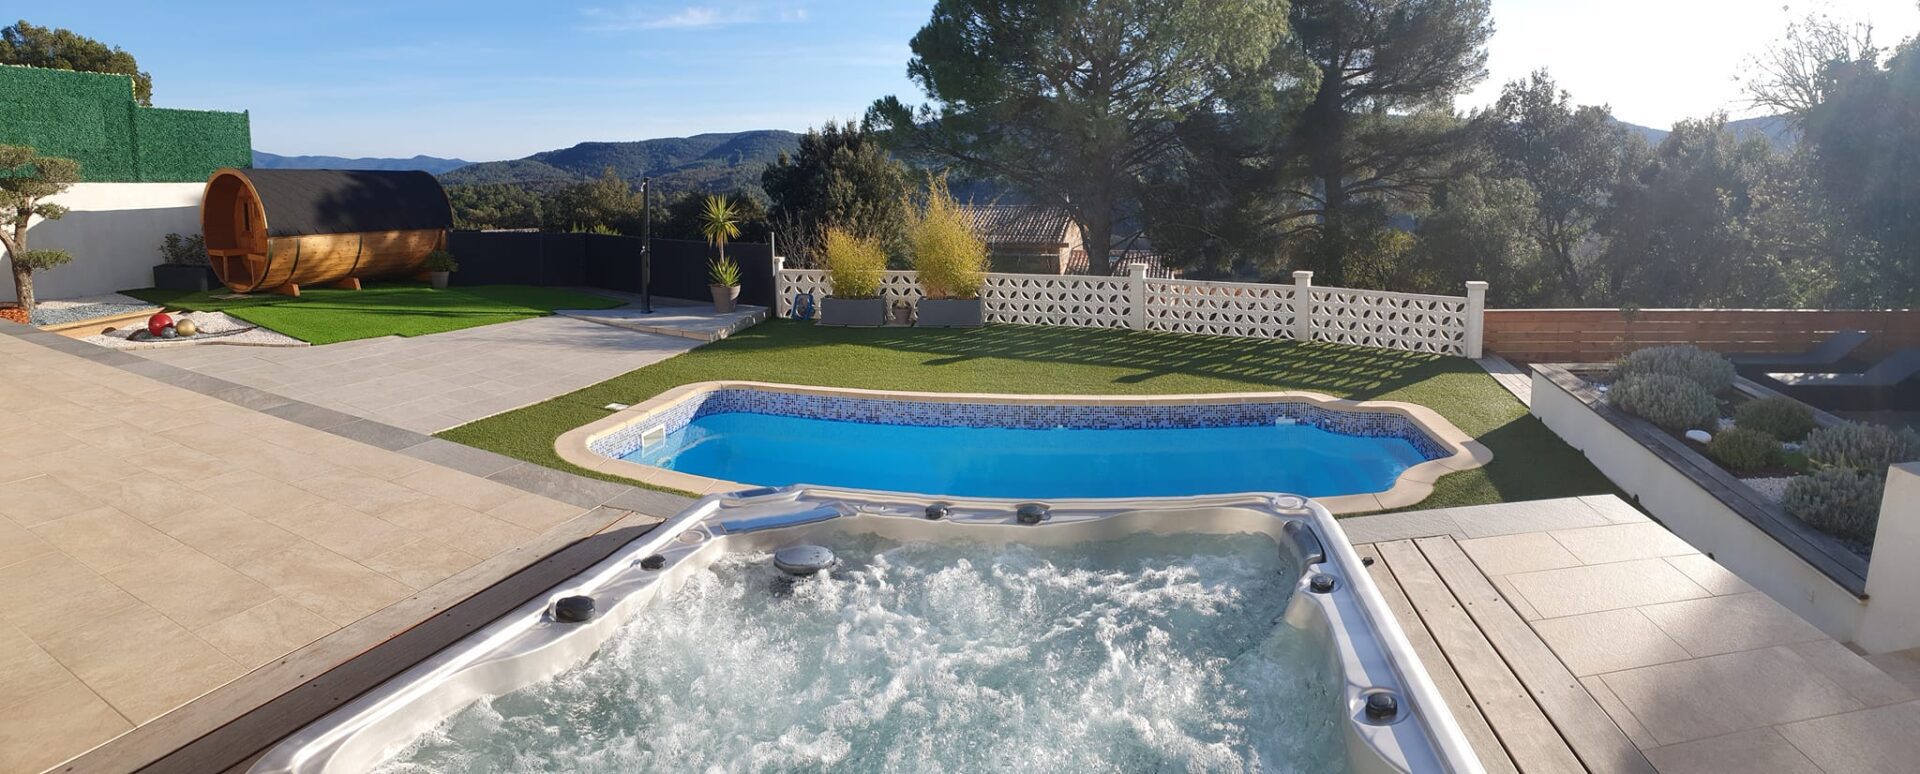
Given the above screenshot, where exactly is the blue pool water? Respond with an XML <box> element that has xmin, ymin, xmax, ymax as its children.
<box><xmin>623</xmin><ymin>411</ymin><xmax>1430</xmax><ymax>499</ymax></box>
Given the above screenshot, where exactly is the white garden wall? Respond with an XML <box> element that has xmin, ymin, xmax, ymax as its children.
<box><xmin>774</xmin><ymin>261</ymin><xmax>1488</xmax><ymax>358</ymax></box>
<box><xmin>0</xmin><ymin>182</ymin><xmax>203</xmax><ymax>302</ymax></box>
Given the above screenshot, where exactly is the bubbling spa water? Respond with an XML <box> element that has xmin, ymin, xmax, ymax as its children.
<box><xmin>375</xmin><ymin>533</ymin><xmax>1350</xmax><ymax>772</ymax></box>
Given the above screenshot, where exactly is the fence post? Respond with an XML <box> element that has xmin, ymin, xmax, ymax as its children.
<box><xmin>1292</xmin><ymin>271</ymin><xmax>1314</xmax><ymax>342</ymax></box>
<box><xmin>1464</xmin><ymin>280</ymin><xmax>1488</xmax><ymax>359</ymax></box>
<box><xmin>771</xmin><ymin>256</ymin><xmax>787</xmax><ymax>318</ymax></box>
<box><xmin>1126</xmin><ymin>263</ymin><xmax>1148</xmax><ymax>330</ymax></box>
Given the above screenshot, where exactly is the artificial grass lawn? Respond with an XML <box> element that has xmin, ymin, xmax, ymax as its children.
<box><xmin>123</xmin><ymin>283</ymin><xmax>624</xmax><ymax>345</ymax></box>
<box><xmin>439</xmin><ymin>320</ymin><xmax>1616</xmax><ymax>513</ymax></box>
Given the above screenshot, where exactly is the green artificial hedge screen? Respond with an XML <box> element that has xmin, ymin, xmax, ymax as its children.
<box><xmin>0</xmin><ymin>64</ymin><xmax>250</xmax><ymax>182</ymax></box>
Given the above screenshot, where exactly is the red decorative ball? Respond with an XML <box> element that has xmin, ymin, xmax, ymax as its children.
<box><xmin>147</xmin><ymin>313</ymin><xmax>173</xmax><ymax>336</ymax></box>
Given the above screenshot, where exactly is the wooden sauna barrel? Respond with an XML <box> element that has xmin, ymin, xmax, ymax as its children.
<box><xmin>200</xmin><ymin>168</ymin><xmax>453</xmax><ymax>295</ymax></box>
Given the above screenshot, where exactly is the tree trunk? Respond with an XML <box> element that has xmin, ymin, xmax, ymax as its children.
<box><xmin>1305</xmin><ymin>71</ymin><xmax>1350</xmax><ymax>286</ymax></box>
<box><xmin>1</xmin><ymin>212</ymin><xmax>31</xmax><ymax>314</ymax></box>
<box><xmin>1077</xmin><ymin>207</ymin><xmax>1116</xmax><ymax>276</ymax></box>
<box><xmin>9</xmin><ymin>263</ymin><xmax>32</xmax><ymax>314</ymax></box>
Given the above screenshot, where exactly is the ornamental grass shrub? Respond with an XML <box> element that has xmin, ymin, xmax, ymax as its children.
<box><xmin>1612</xmin><ymin>345</ymin><xmax>1737</xmax><ymax>394</ymax></box>
<box><xmin>1607</xmin><ymin>374</ymin><xmax>1718</xmax><ymax>430</ymax></box>
<box><xmin>1784</xmin><ymin>468</ymin><xmax>1884</xmax><ymax>543</ymax></box>
<box><xmin>1706</xmin><ymin>427</ymin><xmax>1782</xmax><ymax>473</ymax></box>
<box><xmin>908</xmin><ymin>180</ymin><xmax>988</xmax><ymax>299</ymax></box>
<box><xmin>1802</xmin><ymin>422</ymin><xmax>1920</xmax><ymax>473</ymax></box>
<box><xmin>1733</xmin><ymin>396</ymin><xmax>1817</xmax><ymax>442</ymax></box>
<box><xmin>822</xmin><ymin>227</ymin><xmax>886</xmax><ymax>299</ymax></box>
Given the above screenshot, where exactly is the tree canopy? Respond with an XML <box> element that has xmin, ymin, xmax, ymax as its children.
<box><xmin>0</xmin><ymin>20</ymin><xmax>152</xmax><ymax>105</ymax></box>
<box><xmin>762</xmin><ymin>121</ymin><xmax>913</xmax><ymax>265</ymax></box>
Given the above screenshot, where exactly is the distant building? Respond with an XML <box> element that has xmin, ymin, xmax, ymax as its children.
<box><xmin>1065</xmin><ymin>248</ymin><xmax>1182</xmax><ymax>279</ymax></box>
<box><xmin>961</xmin><ymin>204</ymin><xmax>1083</xmax><ymax>274</ymax></box>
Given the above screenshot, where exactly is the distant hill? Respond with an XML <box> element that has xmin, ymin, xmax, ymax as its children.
<box><xmin>440</xmin><ymin>130</ymin><xmax>802</xmax><ymax>196</ymax></box>
<box><xmin>1613</xmin><ymin>115</ymin><xmax>1798</xmax><ymax>151</ymax></box>
<box><xmin>251</xmin><ymin>151</ymin><xmax>471</xmax><ymax>174</ymax></box>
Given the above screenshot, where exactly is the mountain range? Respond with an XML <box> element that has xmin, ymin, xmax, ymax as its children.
<box><xmin>247</xmin><ymin>116</ymin><xmax>1797</xmax><ymax>197</ymax></box>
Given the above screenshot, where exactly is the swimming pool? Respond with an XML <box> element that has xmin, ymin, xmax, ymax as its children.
<box><xmin>560</xmin><ymin>382</ymin><xmax>1488</xmax><ymax>512</ymax></box>
<box><xmin>249</xmin><ymin>488</ymin><xmax>1484</xmax><ymax>773</ymax></box>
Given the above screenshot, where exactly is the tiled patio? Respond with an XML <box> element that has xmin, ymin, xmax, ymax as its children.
<box><xmin>1347</xmin><ymin>497</ymin><xmax>1920</xmax><ymax>773</ymax></box>
<box><xmin>0</xmin><ymin>328</ymin><xmax>665</xmax><ymax>772</ymax></box>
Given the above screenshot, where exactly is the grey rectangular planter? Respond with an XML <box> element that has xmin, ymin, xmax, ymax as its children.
<box><xmin>817</xmin><ymin>297</ymin><xmax>886</xmax><ymax>327</ymax></box>
<box><xmin>916</xmin><ymin>298</ymin><xmax>984</xmax><ymax>328</ymax></box>
<box><xmin>153</xmin><ymin>264</ymin><xmax>217</xmax><ymax>292</ymax></box>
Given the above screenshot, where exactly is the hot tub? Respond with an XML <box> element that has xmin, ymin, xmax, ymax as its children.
<box><xmin>251</xmin><ymin>488</ymin><xmax>1483</xmax><ymax>773</ymax></box>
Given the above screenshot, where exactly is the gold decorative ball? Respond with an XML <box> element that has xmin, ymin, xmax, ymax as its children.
<box><xmin>174</xmin><ymin>319</ymin><xmax>199</xmax><ymax>337</ymax></box>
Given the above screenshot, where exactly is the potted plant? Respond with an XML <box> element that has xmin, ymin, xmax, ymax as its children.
<box><xmin>423</xmin><ymin>249</ymin><xmax>458</xmax><ymax>289</ymax></box>
<box><xmin>908</xmin><ymin>179</ymin><xmax>989</xmax><ymax>327</ymax></box>
<box><xmin>817</xmin><ymin>226</ymin><xmax>887</xmax><ymax>326</ymax></box>
<box><xmin>153</xmin><ymin>233</ymin><xmax>217</xmax><ymax>291</ymax></box>
<box><xmin>700</xmin><ymin>195</ymin><xmax>744</xmax><ymax>312</ymax></box>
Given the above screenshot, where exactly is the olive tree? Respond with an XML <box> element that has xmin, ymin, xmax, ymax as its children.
<box><xmin>0</xmin><ymin>145</ymin><xmax>80</xmax><ymax>314</ymax></box>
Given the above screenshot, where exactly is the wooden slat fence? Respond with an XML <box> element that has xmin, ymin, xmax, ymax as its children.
<box><xmin>1485</xmin><ymin>308</ymin><xmax>1920</xmax><ymax>363</ymax></box>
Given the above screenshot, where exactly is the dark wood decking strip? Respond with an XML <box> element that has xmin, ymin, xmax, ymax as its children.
<box><xmin>1534</xmin><ymin>364</ymin><xmax>1869</xmax><ymax>594</ymax></box>
<box><xmin>1356</xmin><ymin>544</ymin><xmax>1519</xmax><ymax>774</ymax></box>
<box><xmin>50</xmin><ymin>509</ymin><xmax>660</xmax><ymax>774</ymax></box>
<box><xmin>1416</xmin><ymin>537</ymin><xmax>1655</xmax><ymax>774</ymax></box>
<box><xmin>1374</xmin><ymin>540</ymin><xmax>1586</xmax><ymax>773</ymax></box>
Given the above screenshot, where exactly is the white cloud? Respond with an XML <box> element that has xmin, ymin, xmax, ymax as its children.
<box><xmin>583</xmin><ymin>2</ymin><xmax>807</xmax><ymax>31</ymax></box>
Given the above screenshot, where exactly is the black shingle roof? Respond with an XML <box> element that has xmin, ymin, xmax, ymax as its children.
<box><xmin>240</xmin><ymin>169</ymin><xmax>452</xmax><ymax>237</ymax></box>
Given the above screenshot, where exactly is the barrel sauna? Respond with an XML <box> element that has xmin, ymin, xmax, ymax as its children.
<box><xmin>200</xmin><ymin>168</ymin><xmax>453</xmax><ymax>296</ymax></box>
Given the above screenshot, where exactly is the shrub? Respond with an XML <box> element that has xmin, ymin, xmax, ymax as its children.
<box><xmin>708</xmin><ymin>256</ymin><xmax>741</xmax><ymax>287</ymax></box>
<box><xmin>1733</xmin><ymin>396</ymin><xmax>1817</xmax><ymax>442</ymax></box>
<box><xmin>1612</xmin><ymin>345</ymin><xmax>1736</xmax><ymax>394</ymax></box>
<box><xmin>1706</xmin><ymin>427</ymin><xmax>1782</xmax><ymax>472</ymax></box>
<box><xmin>908</xmin><ymin>179</ymin><xmax>988</xmax><ymax>299</ymax></box>
<box><xmin>1607</xmin><ymin>374</ymin><xmax>1718</xmax><ymax>430</ymax></box>
<box><xmin>1802</xmin><ymin>422</ymin><xmax>1920</xmax><ymax>473</ymax></box>
<box><xmin>160</xmin><ymin>233</ymin><xmax>208</xmax><ymax>266</ymax></box>
<box><xmin>422</xmin><ymin>249</ymin><xmax>458</xmax><ymax>273</ymax></box>
<box><xmin>821</xmin><ymin>227</ymin><xmax>886</xmax><ymax>298</ymax></box>
<box><xmin>1784</xmin><ymin>469</ymin><xmax>1884</xmax><ymax>543</ymax></box>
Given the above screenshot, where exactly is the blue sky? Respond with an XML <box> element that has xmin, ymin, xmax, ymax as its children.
<box><xmin>28</xmin><ymin>1</ymin><xmax>1920</xmax><ymax>161</ymax></box>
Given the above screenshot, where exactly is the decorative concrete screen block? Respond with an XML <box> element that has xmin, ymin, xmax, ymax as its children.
<box><xmin>771</xmin><ymin>264</ymin><xmax>1485</xmax><ymax>357</ymax></box>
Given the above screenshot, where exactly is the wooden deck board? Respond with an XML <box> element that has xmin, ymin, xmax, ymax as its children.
<box><xmin>1374</xmin><ymin>540</ymin><xmax>1586</xmax><ymax>773</ymax></box>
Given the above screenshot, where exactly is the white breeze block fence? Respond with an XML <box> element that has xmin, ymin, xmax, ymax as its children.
<box><xmin>772</xmin><ymin>259</ymin><xmax>1489</xmax><ymax>358</ymax></box>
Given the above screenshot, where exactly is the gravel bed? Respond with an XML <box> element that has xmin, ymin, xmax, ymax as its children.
<box><xmin>30</xmin><ymin>292</ymin><xmax>160</xmax><ymax>327</ymax></box>
<box><xmin>1743</xmin><ymin>475</ymin><xmax>1793</xmax><ymax>504</ymax></box>
<box><xmin>82</xmin><ymin>311</ymin><xmax>306</xmax><ymax>349</ymax></box>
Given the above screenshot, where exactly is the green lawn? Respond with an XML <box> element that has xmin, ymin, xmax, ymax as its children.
<box><xmin>123</xmin><ymin>283</ymin><xmax>625</xmax><ymax>345</ymax></box>
<box><xmin>439</xmin><ymin>320</ymin><xmax>1615</xmax><ymax>513</ymax></box>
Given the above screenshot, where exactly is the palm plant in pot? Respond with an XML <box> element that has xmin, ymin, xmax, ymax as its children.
<box><xmin>909</xmin><ymin>179</ymin><xmax>989</xmax><ymax>327</ymax></box>
<box><xmin>816</xmin><ymin>226</ymin><xmax>887</xmax><ymax>326</ymax></box>
<box><xmin>699</xmin><ymin>195</ymin><xmax>743</xmax><ymax>313</ymax></box>
<box><xmin>423</xmin><ymin>249</ymin><xmax>458</xmax><ymax>289</ymax></box>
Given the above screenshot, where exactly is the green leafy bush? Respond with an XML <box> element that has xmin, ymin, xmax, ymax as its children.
<box><xmin>160</xmin><ymin>233</ymin><xmax>208</xmax><ymax>266</ymax></box>
<box><xmin>1802</xmin><ymin>422</ymin><xmax>1920</xmax><ymax>472</ymax></box>
<box><xmin>1607</xmin><ymin>374</ymin><xmax>1718</xmax><ymax>430</ymax></box>
<box><xmin>909</xmin><ymin>178</ymin><xmax>988</xmax><ymax>299</ymax></box>
<box><xmin>708</xmin><ymin>256</ymin><xmax>741</xmax><ymax>287</ymax></box>
<box><xmin>1706</xmin><ymin>427</ymin><xmax>1782</xmax><ymax>472</ymax></box>
<box><xmin>822</xmin><ymin>227</ymin><xmax>886</xmax><ymax>298</ymax></box>
<box><xmin>1784</xmin><ymin>469</ymin><xmax>1884</xmax><ymax>543</ymax></box>
<box><xmin>422</xmin><ymin>249</ymin><xmax>458</xmax><ymax>273</ymax></box>
<box><xmin>1734</xmin><ymin>396</ymin><xmax>1816</xmax><ymax>442</ymax></box>
<box><xmin>1612</xmin><ymin>345</ymin><xmax>1737</xmax><ymax>394</ymax></box>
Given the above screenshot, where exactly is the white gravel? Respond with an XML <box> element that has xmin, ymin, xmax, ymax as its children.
<box><xmin>1743</xmin><ymin>476</ymin><xmax>1793</xmax><ymax>504</ymax></box>
<box><xmin>81</xmin><ymin>311</ymin><xmax>306</xmax><ymax>349</ymax></box>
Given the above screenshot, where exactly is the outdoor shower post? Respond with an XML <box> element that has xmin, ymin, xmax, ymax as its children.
<box><xmin>640</xmin><ymin>177</ymin><xmax>653</xmax><ymax>314</ymax></box>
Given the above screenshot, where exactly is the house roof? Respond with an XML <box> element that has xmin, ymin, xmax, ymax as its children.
<box><xmin>1066</xmin><ymin>249</ymin><xmax>1182</xmax><ymax>279</ymax></box>
<box><xmin>234</xmin><ymin>169</ymin><xmax>453</xmax><ymax>237</ymax></box>
<box><xmin>962</xmin><ymin>204</ymin><xmax>1076</xmax><ymax>246</ymax></box>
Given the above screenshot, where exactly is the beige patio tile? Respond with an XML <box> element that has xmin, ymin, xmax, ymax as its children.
<box><xmin>1662</xmin><ymin>554</ymin><xmax>1754</xmax><ymax>596</ymax></box>
<box><xmin>0</xmin><ymin>553</ymin><xmax>142</xmax><ymax>641</ymax></box>
<box><xmin>266</xmin><ymin>500</ymin><xmax>422</xmax><ymax>563</ymax></box>
<box><xmin>363</xmin><ymin>541</ymin><xmax>483</xmax><ymax>590</ymax></box>
<box><xmin>127</xmin><ymin>442</ymin><xmax>228</xmax><ymax>485</ymax></box>
<box><xmin>1549</xmin><ymin>522</ymin><xmax>1698</xmax><ymax>565</ymax></box>
<box><xmin>0</xmin><ymin>474</ymin><xmax>104</xmax><ymax>526</ymax></box>
<box><xmin>1638</xmin><ymin>592</ymin><xmax>1827</xmax><ymax>658</ymax></box>
<box><xmin>293</xmin><ymin>469</ymin><xmax>429</xmax><ymax>516</ymax></box>
<box><xmin>191</xmin><ymin>469</ymin><xmax>326</xmax><ymax>517</ymax></box>
<box><xmin>30</xmin><ymin>506</ymin><xmax>189</xmax><ymax>573</ymax></box>
<box><xmin>85</xmin><ymin>472</ymin><xmax>224</xmax><ymax>526</ymax></box>
<box><xmin>487</xmin><ymin>491</ymin><xmax>589</xmax><ymax>532</ymax></box>
<box><xmin>235</xmin><ymin>542</ymin><xmax>415</xmax><ymax>626</ymax></box>
<box><xmin>103</xmin><ymin>547</ymin><xmax>274</xmax><ymax>630</ymax></box>
<box><xmin>395</xmin><ymin>465</ymin><xmax>526</xmax><ymax>512</ymax></box>
<box><xmin>377</xmin><ymin>498</ymin><xmax>535</xmax><ymax>559</ymax></box>
<box><xmin>1530</xmin><ymin>608</ymin><xmax>1691</xmax><ymax>676</ymax></box>
<box><xmin>0</xmin><ymin>622</ymin><xmax>74</xmax><ymax>710</ymax></box>
<box><xmin>1775</xmin><ymin>701</ymin><xmax>1920</xmax><ymax>774</ymax></box>
<box><xmin>142</xmin><ymin>504</ymin><xmax>305</xmax><ymax>567</ymax></box>
<box><xmin>1580</xmin><ymin>675</ymin><xmax>1658</xmax><ymax>750</ymax></box>
<box><xmin>195</xmin><ymin>597</ymin><xmax>338</xmax><ymax>669</ymax></box>
<box><xmin>1507</xmin><ymin>558</ymin><xmax>1711</xmax><ymax>619</ymax></box>
<box><xmin>1644</xmin><ymin>728</ymin><xmax>1822</xmax><ymax>774</ymax></box>
<box><xmin>1786</xmin><ymin>640</ymin><xmax>1918</xmax><ymax>708</ymax></box>
<box><xmin>1600</xmin><ymin>646</ymin><xmax>1863</xmax><ymax>746</ymax></box>
<box><xmin>1458</xmin><ymin>531</ymin><xmax>1582</xmax><ymax>577</ymax></box>
<box><xmin>0</xmin><ymin>677</ymin><xmax>131</xmax><ymax>774</ymax></box>
<box><xmin>36</xmin><ymin>604</ymin><xmax>243</xmax><ymax>723</ymax></box>
<box><xmin>1488</xmin><ymin>575</ymin><xmax>1543</xmax><ymax>620</ymax></box>
<box><xmin>1865</xmin><ymin>649</ymin><xmax>1920</xmax><ymax>696</ymax></box>
<box><xmin>0</xmin><ymin>516</ymin><xmax>57</xmax><ymax>569</ymax></box>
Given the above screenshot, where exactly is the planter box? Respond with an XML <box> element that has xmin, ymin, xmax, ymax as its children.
<box><xmin>1530</xmin><ymin>363</ymin><xmax>1898</xmax><ymax>647</ymax></box>
<box><xmin>153</xmin><ymin>264</ymin><xmax>217</xmax><ymax>292</ymax></box>
<box><xmin>916</xmin><ymin>298</ymin><xmax>984</xmax><ymax>328</ymax></box>
<box><xmin>816</xmin><ymin>297</ymin><xmax>885</xmax><ymax>327</ymax></box>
